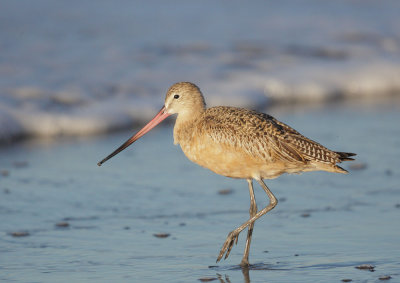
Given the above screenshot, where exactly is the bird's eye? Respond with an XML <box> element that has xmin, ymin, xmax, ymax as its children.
<box><xmin>174</xmin><ymin>94</ymin><xmax>180</xmax><ymax>99</ymax></box>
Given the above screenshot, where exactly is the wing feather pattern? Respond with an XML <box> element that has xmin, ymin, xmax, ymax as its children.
<box><xmin>201</xmin><ymin>107</ymin><xmax>353</xmax><ymax>167</ymax></box>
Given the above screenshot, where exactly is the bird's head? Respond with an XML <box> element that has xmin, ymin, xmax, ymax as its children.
<box><xmin>164</xmin><ymin>82</ymin><xmax>206</xmax><ymax>117</ymax></box>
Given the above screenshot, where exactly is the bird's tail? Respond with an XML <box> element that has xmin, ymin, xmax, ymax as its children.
<box><xmin>336</xmin><ymin>152</ymin><xmax>357</xmax><ymax>162</ymax></box>
<box><xmin>332</xmin><ymin>152</ymin><xmax>357</xmax><ymax>174</ymax></box>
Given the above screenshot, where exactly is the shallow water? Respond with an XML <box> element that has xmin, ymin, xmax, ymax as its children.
<box><xmin>1</xmin><ymin>101</ymin><xmax>399</xmax><ymax>282</ymax></box>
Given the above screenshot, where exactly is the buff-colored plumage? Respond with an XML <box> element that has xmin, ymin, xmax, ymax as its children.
<box><xmin>167</xmin><ymin>83</ymin><xmax>353</xmax><ymax>180</ymax></box>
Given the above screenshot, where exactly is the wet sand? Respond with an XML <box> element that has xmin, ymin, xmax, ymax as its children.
<box><xmin>1</xmin><ymin>101</ymin><xmax>399</xmax><ymax>282</ymax></box>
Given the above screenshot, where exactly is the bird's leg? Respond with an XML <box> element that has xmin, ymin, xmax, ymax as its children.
<box><xmin>240</xmin><ymin>179</ymin><xmax>258</xmax><ymax>267</ymax></box>
<box><xmin>217</xmin><ymin>179</ymin><xmax>277</xmax><ymax>263</ymax></box>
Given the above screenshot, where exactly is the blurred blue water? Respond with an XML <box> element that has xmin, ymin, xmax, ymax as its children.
<box><xmin>1</xmin><ymin>0</ymin><xmax>400</xmax><ymax>142</ymax></box>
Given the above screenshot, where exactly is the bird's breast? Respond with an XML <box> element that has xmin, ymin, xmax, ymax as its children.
<box><xmin>176</xmin><ymin>126</ymin><xmax>271</xmax><ymax>179</ymax></box>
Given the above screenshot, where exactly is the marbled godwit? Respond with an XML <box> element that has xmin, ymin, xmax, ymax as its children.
<box><xmin>98</xmin><ymin>82</ymin><xmax>356</xmax><ymax>266</ymax></box>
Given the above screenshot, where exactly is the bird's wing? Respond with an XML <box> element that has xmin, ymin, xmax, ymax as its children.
<box><xmin>271</xmin><ymin>117</ymin><xmax>345</xmax><ymax>164</ymax></box>
<box><xmin>201</xmin><ymin>107</ymin><xmax>306</xmax><ymax>163</ymax></box>
<box><xmin>202</xmin><ymin>107</ymin><xmax>342</xmax><ymax>165</ymax></box>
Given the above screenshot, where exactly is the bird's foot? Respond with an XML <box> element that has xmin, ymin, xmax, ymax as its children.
<box><xmin>240</xmin><ymin>258</ymin><xmax>250</xmax><ymax>267</ymax></box>
<box><xmin>216</xmin><ymin>231</ymin><xmax>240</xmax><ymax>262</ymax></box>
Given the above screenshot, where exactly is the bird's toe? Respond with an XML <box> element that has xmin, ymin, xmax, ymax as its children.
<box><xmin>216</xmin><ymin>231</ymin><xmax>239</xmax><ymax>262</ymax></box>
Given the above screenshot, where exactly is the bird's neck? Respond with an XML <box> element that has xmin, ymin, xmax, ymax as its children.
<box><xmin>177</xmin><ymin>105</ymin><xmax>205</xmax><ymax>124</ymax></box>
<box><xmin>173</xmin><ymin>109</ymin><xmax>204</xmax><ymax>145</ymax></box>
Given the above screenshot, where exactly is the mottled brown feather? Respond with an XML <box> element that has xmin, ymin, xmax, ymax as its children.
<box><xmin>201</xmin><ymin>106</ymin><xmax>347</xmax><ymax>167</ymax></box>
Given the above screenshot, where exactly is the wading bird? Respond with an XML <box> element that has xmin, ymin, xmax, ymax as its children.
<box><xmin>98</xmin><ymin>82</ymin><xmax>355</xmax><ymax>266</ymax></box>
